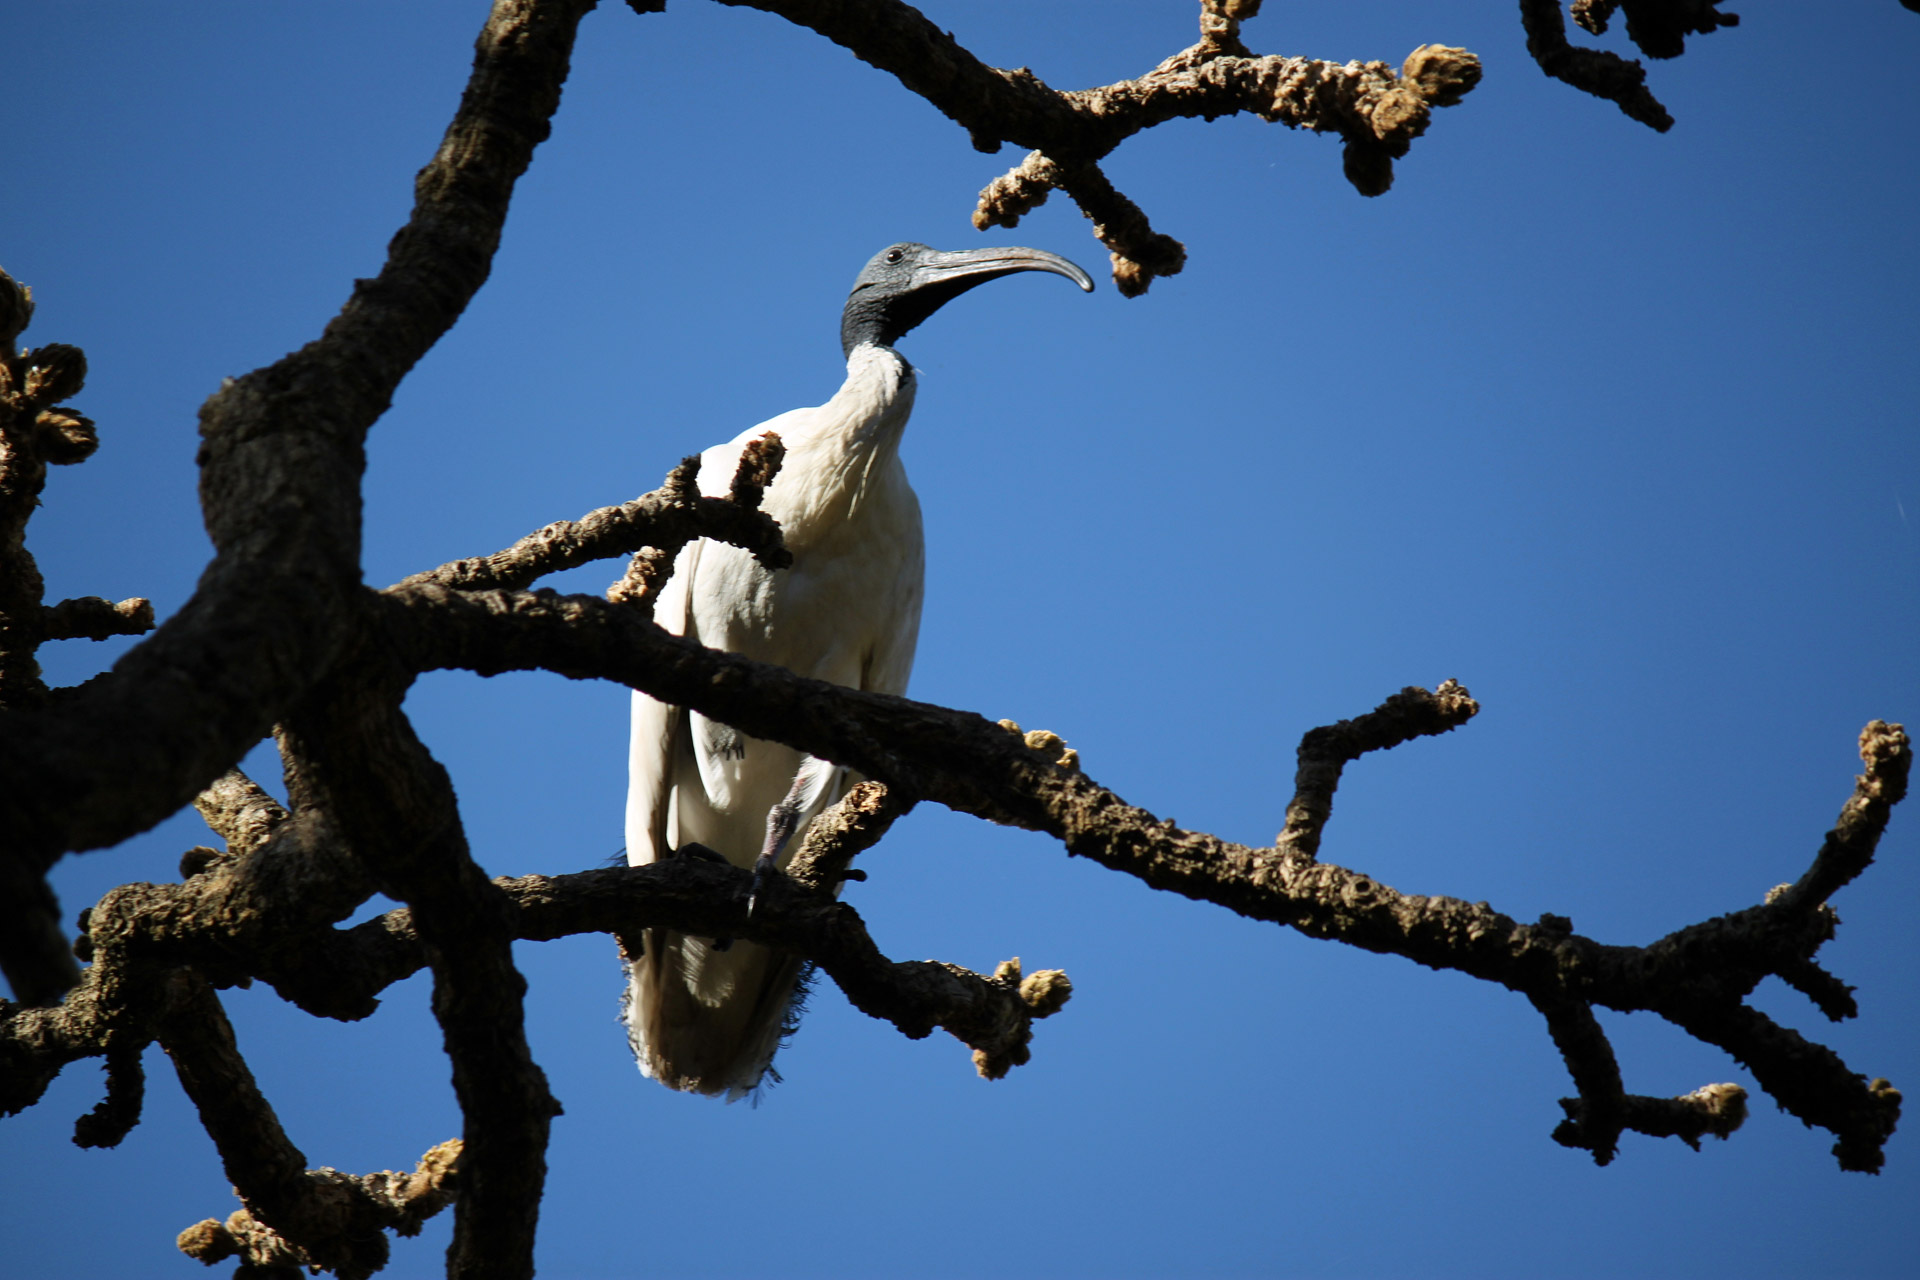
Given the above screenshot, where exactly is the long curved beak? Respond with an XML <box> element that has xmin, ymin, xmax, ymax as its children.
<box><xmin>910</xmin><ymin>246</ymin><xmax>1096</xmax><ymax>294</ymax></box>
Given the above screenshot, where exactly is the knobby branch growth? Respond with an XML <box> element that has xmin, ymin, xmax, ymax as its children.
<box><xmin>1</xmin><ymin>3</ymin><xmax>1911</xmax><ymax>1278</ymax></box>
<box><xmin>726</xmin><ymin>0</ymin><xmax>1482</xmax><ymax>293</ymax></box>
<box><xmin>0</xmin><ymin>268</ymin><xmax>157</xmax><ymax>1004</ymax></box>
<box><xmin>1520</xmin><ymin>0</ymin><xmax>1743</xmax><ymax>131</ymax></box>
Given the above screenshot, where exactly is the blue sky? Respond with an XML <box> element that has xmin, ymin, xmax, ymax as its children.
<box><xmin>4</xmin><ymin>2</ymin><xmax>1917</xmax><ymax>1276</ymax></box>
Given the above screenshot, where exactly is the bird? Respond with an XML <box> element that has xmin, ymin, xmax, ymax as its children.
<box><xmin>622</xmin><ymin>241</ymin><xmax>1095</xmax><ymax>1099</ymax></box>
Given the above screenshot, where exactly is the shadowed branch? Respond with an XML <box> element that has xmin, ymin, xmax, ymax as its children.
<box><xmin>720</xmin><ymin>0</ymin><xmax>1480</xmax><ymax>293</ymax></box>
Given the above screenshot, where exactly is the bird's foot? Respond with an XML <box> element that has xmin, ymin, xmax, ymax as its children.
<box><xmin>746</xmin><ymin>849</ymin><xmax>780</xmax><ymax>920</ymax></box>
<box><xmin>748</xmin><ymin>767</ymin><xmax>815</xmax><ymax>919</ymax></box>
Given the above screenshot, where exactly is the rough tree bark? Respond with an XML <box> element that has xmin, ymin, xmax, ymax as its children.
<box><xmin>0</xmin><ymin>3</ymin><xmax>1908</xmax><ymax>1278</ymax></box>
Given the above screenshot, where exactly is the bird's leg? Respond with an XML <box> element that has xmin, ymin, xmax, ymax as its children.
<box><xmin>747</xmin><ymin>768</ymin><xmax>814</xmax><ymax>919</ymax></box>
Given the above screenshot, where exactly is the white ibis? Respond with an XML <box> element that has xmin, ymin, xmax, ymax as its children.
<box><xmin>623</xmin><ymin>242</ymin><xmax>1095</xmax><ymax>1098</ymax></box>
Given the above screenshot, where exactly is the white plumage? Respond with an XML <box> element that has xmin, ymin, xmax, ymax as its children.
<box><xmin>622</xmin><ymin>345</ymin><xmax>922</xmax><ymax>1097</ymax></box>
<box><xmin>622</xmin><ymin>243</ymin><xmax>1092</xmax><ymax>1098</ymax></box>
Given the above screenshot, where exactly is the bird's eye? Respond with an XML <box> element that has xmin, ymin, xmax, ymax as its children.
<box><xmin>885</xmin><ymin>248</ymin><xmax>904</xmax><ymax>264</ymax></box>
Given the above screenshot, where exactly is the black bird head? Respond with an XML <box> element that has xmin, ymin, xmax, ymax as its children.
<box><xmin>840</xmin><ymin>243</ymin><xmax>1095</xmax><ymax>357</ymax></box>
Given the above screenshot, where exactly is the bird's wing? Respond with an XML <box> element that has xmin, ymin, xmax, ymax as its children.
<box><xmin>624</xmin><ymin>535</ymin><xmax>701</xmax><ymax>868</ymax></box>
<box><xmin>626</xmin><ymin>418</ymin><xmax>788</xmax><ymax>866</ymax></box>
<box><xmin>860</xmin><ymin>468</ymin><xmax>924</xmax><ymax>699</ymax></box>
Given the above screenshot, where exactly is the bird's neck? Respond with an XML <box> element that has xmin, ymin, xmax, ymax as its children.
<box><xmin>770</xmin><ymin>343</ymin><xmax>917</xmax><ymax>539</ymax></box>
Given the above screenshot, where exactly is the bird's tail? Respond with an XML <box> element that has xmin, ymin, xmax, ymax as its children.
<box><xmin>621</xmin><ymin>928</ymin><xmax>807</xmax><ymax>1102</ymax></box>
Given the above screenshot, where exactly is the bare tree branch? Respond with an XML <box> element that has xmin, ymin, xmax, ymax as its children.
<box><xmin>400</xmin><ymin>439</ymin><xmax>789</xmax><ymax>597</ymax></box>
<box><xmin>0</xmin><ymin>277</ymin><xmax>106</xmax><ymax>999</ymax></box>
<box><xmin>786</xmin><ymin>780</ymin><xmax>914</xmax><ymax>892</ymax></box>
<box><xmin>40</xmin><ymin>595</ymin><xmax>154</xmax><ymax>643</ymax></box>
<box><xmin>1520</xmin><ymin>0</ymin><xmax>1675</xmax><ymax>130</ymax></box>
<box><xmin>0</xmin><ymin>0</ymin><xmax>598</xmax><ymax>918</ymax></box>
<box><xmin>373</xmin><ymin>579</ymin><xmax>1911</xmax><ymax>1167</ymax></box>
<box><xmin>160</xmin><ymin>975</ymin><xmax>462</xmax><ymax>1280</ymax></box>
<box><xmin>1276</xmin><ymin>680</ymin><xmax>1480</xmax><ymax>860</ymax></box>
<box><xmin>70</xmin><ymin>1041</ymin><xmax>145</xmax><ymax>1150</ymax></box>
<box><xmin>276</xmin><ymin>648</ymin><xmax>555</xmax><ymax>1278</ymax></box>
<box><xmin>176</xmin><ymin>1139</ymin><xmax>462</xmax><ymax>1279</ymax></box>
<box><xmin>1554</xmin><ymin>1081</ymin><xmax>1748</xmax><ymax>1158</ymax></box>
<box><xmin>193</xmin><ymin>769</ymin><xmax>292</xmax><ymax>860</ymax></box>
<box><xmin>722</xmin><ymin>0</ymin><xmax>1480</xmax><ymax>292</ymax></box>
<box><xmin>603</xmin><ymin>434</ymin><xmax>789</xmax><ymax>612</ymax></box>
<box><xmin>4</xmin><ymin>836</ymin><xmax>1071</xmax><ymax>1128</ymax></box>
<box><xmin>1571</xmin><ymin>0</ymin><xmax>1741</xmax><ymax>59</ymax></box>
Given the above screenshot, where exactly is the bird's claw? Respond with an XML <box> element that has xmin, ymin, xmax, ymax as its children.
<box><xmin>746</xmin><ymin>850</ymin><xmax>778</xmax><ymax>920</ymax></box>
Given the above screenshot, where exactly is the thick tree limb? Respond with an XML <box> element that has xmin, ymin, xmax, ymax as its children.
<box><xmin>0</xmin><ymin>0</ymin><xmax>597</xmax><ymax>934</ymax></box>
<box><xmin>4</xmin><ymin>644</ymin><xmax>1905</xmax><ymax>1192</ymax></box>
<box><xmin>0</xmin><ymin>862</ymin><xmax>77</xmax><ymax>1011</ymax></box>
<box><xmin>1</xmin><ymin>787</ymin><xmax>382</xmax><ymax>1125</ymax></box>
<box><xmin>376</xmin><ymin>581</ymin><xmax>1909</xmax><ymax>1167</ymax></box>
<box><xmin>277</xmin><ymin>642</ymin><xmax>555</xmax><ymax>1280</ymax></box>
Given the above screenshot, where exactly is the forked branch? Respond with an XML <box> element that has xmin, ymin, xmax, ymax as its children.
<box><xmin>720</xmin><ymin>0</ymin><xmax>1481</xmax><ymax>293</ymax></box>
